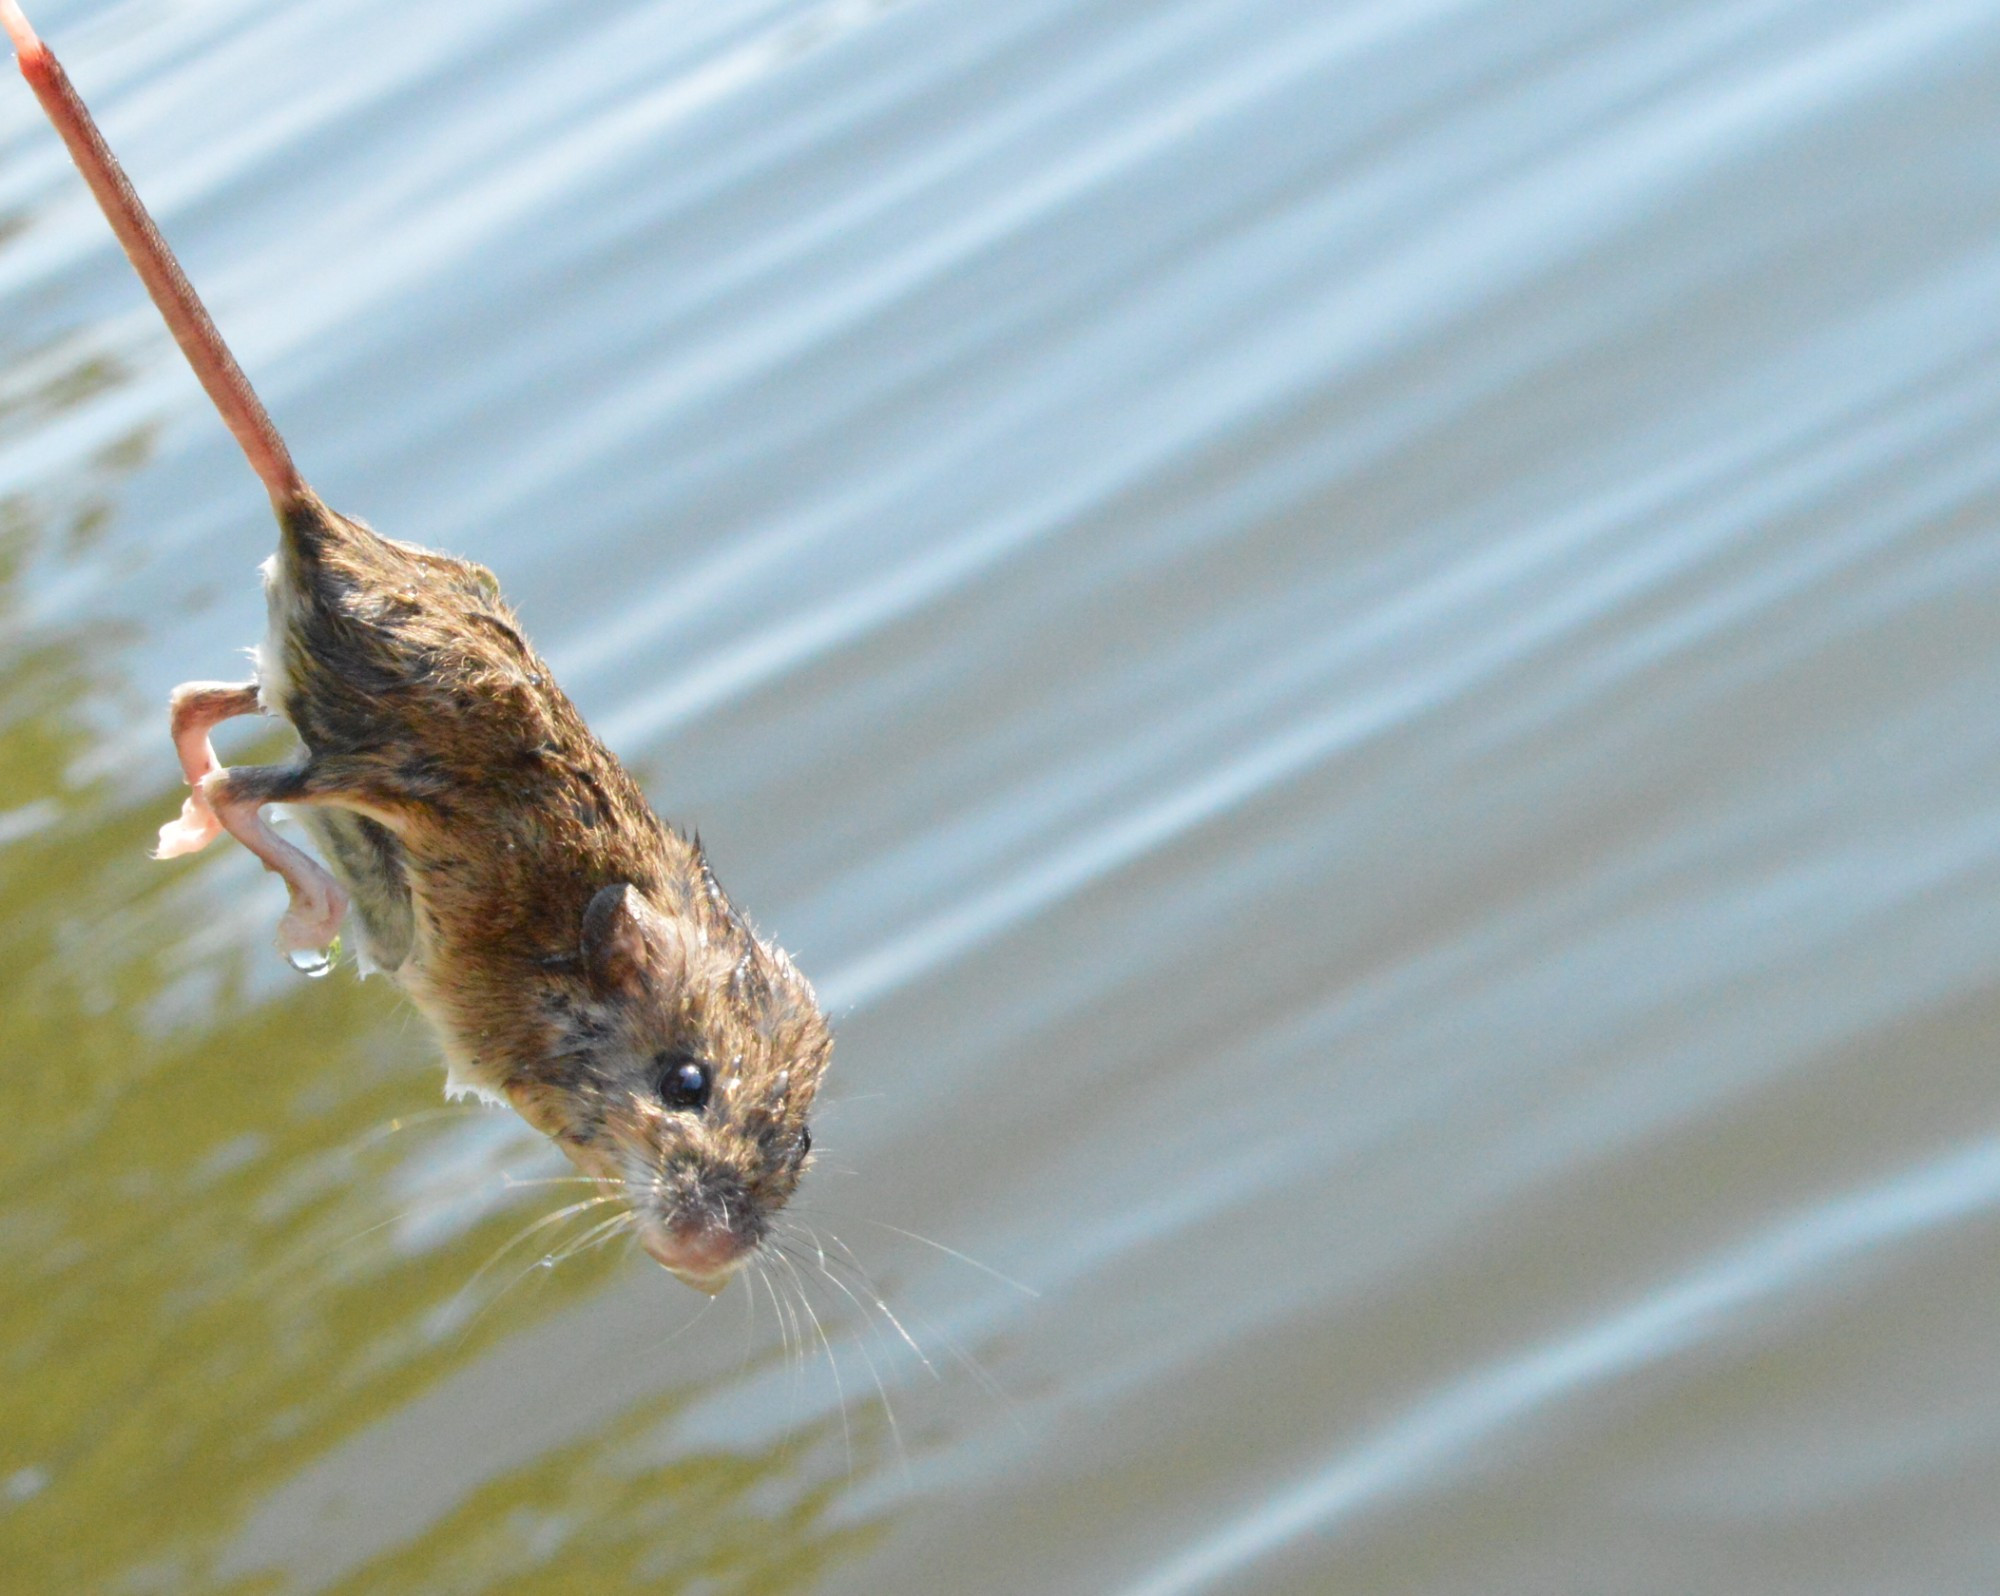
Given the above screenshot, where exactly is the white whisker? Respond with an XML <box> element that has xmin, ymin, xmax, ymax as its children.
<box><xmin>545</xmin><ymin>1209</ymin><xmax>635</xmax><ymax>1268</ymax></box>
<box><xmin>778</xmin><ymin>1242</ymin><xmax>878</xmax><ymax>1479</ymax></box>
<box><xmin>811</xmin><ymin>1229</ymin><xmax>939</xmax><ymax>1383</ymax></box>
<box><xmin>444</xmin><ymin>1193</ymin><xmax>622</xmax><ymax>1347</ymax></box>
<box><xmin>846</xmin><ymin>1217</ymin><xmax>1038</xmax><ymax>1298</ymax></box>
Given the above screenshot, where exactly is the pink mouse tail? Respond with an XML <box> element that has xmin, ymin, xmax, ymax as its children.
<box><xmin>4</xmin><ymin>0</ymin><xmax>305</xmax><ymax>508</ymax></box>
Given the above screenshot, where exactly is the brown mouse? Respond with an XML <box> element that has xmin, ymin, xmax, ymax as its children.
<box><xmin>5</xmin><ymin>1</ymin><xmax>829</xmax><ymax>1295</ymax></box>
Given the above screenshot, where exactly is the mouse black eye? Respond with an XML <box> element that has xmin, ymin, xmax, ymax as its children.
<box><xmin>796</xmin><ymin>1127</ymin><xmax>812</xmax><ymax>1164</ymax></box>
<box><xmin>655</xmin><ymin>1054</ymin><xmax>712</xmax><ymax>1112</ymax></box>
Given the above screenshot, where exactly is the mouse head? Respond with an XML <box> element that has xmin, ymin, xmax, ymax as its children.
<box><xmin>508</xmin><ymin>880</ymin><xmax>830</xmax><ymax>1294</ymax></box>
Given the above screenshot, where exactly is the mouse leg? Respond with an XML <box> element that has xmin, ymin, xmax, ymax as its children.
<box><xmin>196</xmin><ymin>763</ymin><xmax>350</xmax><ymax>955</ymax></box>
<box><xmin>155</xmin><ymin>680</ymin><xmax>262</xmax><ymax>858</ymax></box>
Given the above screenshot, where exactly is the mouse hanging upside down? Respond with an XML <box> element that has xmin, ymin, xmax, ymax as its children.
<box><xmin>3</xmin><ymin>0</ymin><xmax>828</xmax><ymax>1295</ymax></box>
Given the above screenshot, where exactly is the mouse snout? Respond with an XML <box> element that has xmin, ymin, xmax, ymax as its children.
<box><xmin>640</xmin><ymin>1215</ymin><xmax>753</xmax><ymax>1294</ymax></box>
<box><xmin>636</xmin><ymin>1169</ymin><xmax>762</xmax><ymax>1294</ymax></box>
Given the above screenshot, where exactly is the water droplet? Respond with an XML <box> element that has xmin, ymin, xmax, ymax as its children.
<box><xmin>286</xmin><ymin>946</ymin><xmax>333</xmax><ymax>979</ymax></box>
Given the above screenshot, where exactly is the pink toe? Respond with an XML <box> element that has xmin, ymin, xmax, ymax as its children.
<box><xmin>275</xmin><ymin>888</ymin><xmax>347</xmax><ymax>953</ymax></box>
<box><xmin>154</xmin><ymin>798</ymin><xmax>220</xmax><ymax>859</ymax></box>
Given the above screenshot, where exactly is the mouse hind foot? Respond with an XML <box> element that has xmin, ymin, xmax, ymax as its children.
<box><xmin>197</xmin><ymin>762</ymin><xmax>351</xmax><ymax>957</ymax></box>
<box><xmin>155</xmin><ymin>680</ymin><xmax>263</xmax><ymax>858</ymax></box>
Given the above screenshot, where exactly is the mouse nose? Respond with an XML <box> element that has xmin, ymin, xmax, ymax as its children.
<box><xmin>640</xmin><ymin>1218</ymin><xmax>750</xmax><ymax>1295</ymax></box>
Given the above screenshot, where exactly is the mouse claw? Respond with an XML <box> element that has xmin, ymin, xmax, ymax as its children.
<box><xmin>274</xmin><ymin>871</ymin><xmax>349</xmax><ymax>958</ymax></box>
<box><xmin>154</xmin><ymin>792</ymin><xmax>222</xmax><ymax>858</ymax></box>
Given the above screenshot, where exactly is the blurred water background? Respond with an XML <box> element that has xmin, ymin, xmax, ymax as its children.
<box><xmin>6</xmin><ymin>0</ymin><xmax>2000</xmax><ymax>1589</ymax></box>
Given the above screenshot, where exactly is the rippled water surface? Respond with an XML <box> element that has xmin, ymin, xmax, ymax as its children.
<box><xmin>7</xmin><ymin>0</ymin><xmax>2000</xmax><ymax>1589</ymax></box>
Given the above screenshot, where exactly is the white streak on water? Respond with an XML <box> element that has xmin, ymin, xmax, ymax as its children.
<box><xmin>814</xmin><ymin>234</ymin><xmax>2000</xmax><ymax>1014</ymax></box>
<box><xmin>1117</xmin><ymin>1136</ymin><xmax>2000</xmax><ymax>1596</ymax></box>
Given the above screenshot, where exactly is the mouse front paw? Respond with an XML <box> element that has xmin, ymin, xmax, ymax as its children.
<box><xmin>154</xmin><ymin>792</ymin><xmax>222</xmax><ymax>858</ymax></box>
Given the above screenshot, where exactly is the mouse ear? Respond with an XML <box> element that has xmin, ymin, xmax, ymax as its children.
<box><xmin>581</xmin><ymin>883</ymin><xmax>681</xmax><ymax>1000</ymax></box>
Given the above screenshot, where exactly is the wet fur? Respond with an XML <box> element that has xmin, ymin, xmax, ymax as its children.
<box><xmin>1</xmin><ymin>0</ymin><xmax>826</xmax><ymax>1283</ymax></box>
<box><xmin>258</xmin><ymin>491</ymin><xmax>828</xmax><ymax>1249</ymax></box>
